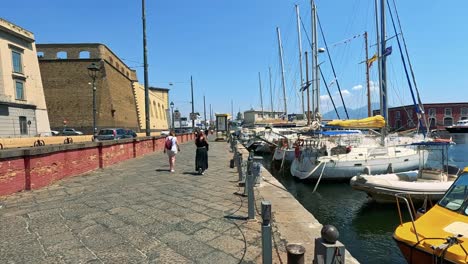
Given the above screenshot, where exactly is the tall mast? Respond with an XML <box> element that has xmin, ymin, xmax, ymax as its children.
<box><xmin>305</xmin><ymin>51</ymin><xmax>311</xmax><ymax>125</ymax></box>
<box><xmin>142</xmin><ymin>0</ymin><xmax>150</xmax><ymax>136</ymax></box>
<box><xmin>380</xmin><ymin>0</ymin><xmax>388</xmax><ymax>129</ymax></box>
<box><xmin>191</xmin><ymin>76</ymin><xmax>195</xmax><ymax>129</ymax></box>
<box><xmin>258</xmin><ymin>72</ymin><xmax>264</xmax><ymax>117</ymax></box>
<box><xmin>295</xmin><ymin>5</ymin><xmax>305</xmax><ymax>115</ymax></box>
<box><xmin>365</xmin><ymin>31</ymin><xmax>371</xmax><ymax>117</ymax></box>
<box><xmin>312</xmin><ymin>1</ymin><xmax>320</xmax><ymax>118</ymax></box>
<box><xmin>269</xmin><ymin>66</ymin><xmax>273</xmax><ymax>113</ymax></box>
<box><xmin>375</xmin><ymin>0</ymin><xmax>384</xmax><ymax>145</ymax></box>
<box><xmin>277</xmin><ymin>27</ymin><xmax>288</xmax><ymax>116</ymax></box>
<box><xmin>203</xmin><ymin>95</ymin><xmax>207</xmax><ymax>128</ymax></box>
<box><xmin>209</xmin><ymin>103</ymin><xmax>212</xmax><ymax>126</ymax></box>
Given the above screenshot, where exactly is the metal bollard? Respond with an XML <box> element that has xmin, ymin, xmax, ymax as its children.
<box><xmin>247</xmin><ymin>170</ymin><xmax>255</xmax><ymax>220</ymax></box>
<box><xmin>286</xmin><ymin>244</ymin><xmax>305</xmax><ymax>264</ymax></box>
<box><xmin>243</xmin><ymin>155</ymin><xmax>254</xmax><ymax>196</ymax></box>
<box><xmin>252</xmin><ymin>156</ymin><xmax>264</xmax><ymax>186</ymax></box>
<box><xmin>313</xmin><ymin>225</ymin><xmax>345</xmax><ymax>264</ymax></box>
<box><xmin>261</xmin><ymin>201</ymin><xmax>272</xmax><ymax>264</ymax></box>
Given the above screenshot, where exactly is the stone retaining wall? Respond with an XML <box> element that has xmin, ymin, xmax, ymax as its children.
<box><xmin>0</xmin><ymin>133</ymin><xmax>194</xmax><ymax>196</ymax></box>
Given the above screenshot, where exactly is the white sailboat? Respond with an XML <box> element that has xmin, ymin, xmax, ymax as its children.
<box><xmin>290</xmin><ymin>0</ymin><xmax>424</xmax><ymax>181</ymax></box>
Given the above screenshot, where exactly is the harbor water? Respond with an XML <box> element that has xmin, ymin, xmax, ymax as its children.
<box><xmin>262</xmin><ymin>133</ymin><xmax>468</xmax><ymax>264</ymax></box>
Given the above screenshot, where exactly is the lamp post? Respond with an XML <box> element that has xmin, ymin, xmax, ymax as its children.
<box><xmin>87</xmin><ymin>62</ymin><xmax>100</xmax><ymax>135</ymax></box>
<box><xmin>170</xmin><ymin>101</ymin><xmax>175</xmax><ymax>130</ymax></box>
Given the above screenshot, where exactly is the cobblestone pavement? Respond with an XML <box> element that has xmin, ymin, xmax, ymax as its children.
<box><xmin>0</xmin><ymin>138</ymin><xmax>273</xmax><ymax>264</ymax></box>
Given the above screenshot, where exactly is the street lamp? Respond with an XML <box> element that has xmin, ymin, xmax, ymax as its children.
<box><xmin>170</xmin><ymin>101</ymin><xmax>175</xmax><ymax>130</ymax></box>
<box><xmin>87</xmin><ymin>62</ymin><xmax>100</xmax><ymax>135</ymax></box>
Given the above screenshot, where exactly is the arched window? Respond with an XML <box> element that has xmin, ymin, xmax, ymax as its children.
<box><xmin>444</xmin><ymin>117</ymin><xmax>453</xmax><ymax>126</ymax></box>
<box><xmin>109</xmin><ymin>57</ymin><xmax>113</xmax><ymax>64</ymax></box>
<box><xmin>57</xmin><ymin>51</ymin><xmax>67</xmax><ymax>59</ymax></box>
<box><xmin>37</xmin><ymin>51</ymin><xmax>44</xmax><ymax>58</ymax></box>
<box><xmin>429</xmin><ymin>118</ymin><xmax>436</xmax><ymax>128</ymax></box>
<box><xmin>153</xmin><ymin>101</ymin><xmax>158</xmax><ymax>119</ymax></box>
<box><xmin>161</xmin><ymin>105</ymin><xmax>166</xmax><ymax>120</ymax></box>
<box><xmin>79</xmin><ymin>51</ymin><xmax>90</xmax><ymax>59</ymax></box>
<box><xmin>157</xmin><ymin>103</ymin><xmax>161</xmax><ymax>120</ymax></box>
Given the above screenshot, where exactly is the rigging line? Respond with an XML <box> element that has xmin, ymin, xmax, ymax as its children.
<box><xmin>300</xmin><ymin>16</ymin><xmax>313</xmax><ymax>52</ymax></box>
<box><xmin>387</xmin><ymin>0</ymin><xmax>425</xmax><ymax>134</ymax></box>
<box><xmin>319</xmin><ymin>66</ymin><xmax>340</xmax><ymax>119</ymax></box>
<box><xmin>317</xmin><ymin>13</ymin><xmax>350</xmax><ymax>119</ymax></box>
<box><xmin>391</xmin><ymin>0</ymin><xmax>428</xmax><ymax>131</ymax></box>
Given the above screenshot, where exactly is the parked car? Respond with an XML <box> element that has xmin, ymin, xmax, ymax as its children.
<box><xmin>122</xmin><ymin>129</ymin><xmax>137</xmax><ymax>139</ymax></box>
<box><xmin>62</xmin><ymin>128</ymin><xmax>83</xmax><ymax>135</ymax></box>
<box><xmin>95</xmin><ymin>128</ymin><xmax>126</xmax><ymax>141</ymax></box>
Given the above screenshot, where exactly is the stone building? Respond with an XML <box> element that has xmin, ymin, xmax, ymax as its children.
<box><xmin>243</xmin><ymin>109</ymin><xmax>285</xmax><ymax>126</ymax></box>
<box><xmin>132</xmin><ymin>83</ymin><xmax>169</xmax><ymax>131</ymax></box>
<box><xmin>0</xmin><ymin>18</ymin><xmax>51</xmax><ymax>137</ymax></box>
<box><xmin>374</xmin><ymin>102</ymin><xmax>468</xmax><ymax>130</ymax></box>
<box><xmin>37</xmin><ymin>43</ymin><xmax>168</xmax><ymax>134</ymax></box>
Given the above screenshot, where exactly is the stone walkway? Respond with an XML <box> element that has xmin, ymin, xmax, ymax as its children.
<box><xmin>0</xmin><ymin>138</ymin><xmax>277</xmax><ymax>264</ymax></box>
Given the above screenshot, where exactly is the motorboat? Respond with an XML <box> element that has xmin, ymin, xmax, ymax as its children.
<box><xmin>445</xmin><ymin>119</ymin><xmax>468</xmax><ymax>133</ymax></box>
<box><xmin>393</xmin><ymin>167</ymin><xmax>468</xmax><ymax>264</ymax></box>
<box><xmin>350</xmin><ymin>142</ymin><xmax>459</xmax><ymax>203</ymax></box>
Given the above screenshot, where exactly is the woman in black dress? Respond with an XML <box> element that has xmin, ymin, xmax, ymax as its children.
<box><xmin>195</xmin><ymin>131</ymin><xmax>209</xmax><ymax>175</ymax></box>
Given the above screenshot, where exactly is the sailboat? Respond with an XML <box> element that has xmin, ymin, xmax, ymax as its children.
<box><xmin>290</xmin><ymin>0</ymin><xmax>424</xmax><ymax>181</ymax></box>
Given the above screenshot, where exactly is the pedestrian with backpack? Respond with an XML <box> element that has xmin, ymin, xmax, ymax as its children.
<box><xmin>164</xmin><ymin>130</ymin><xmax>180</xmax><ymax>172</ymax></box>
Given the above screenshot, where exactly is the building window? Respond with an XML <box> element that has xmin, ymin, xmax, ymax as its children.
<box><xmin>428</xmin><ymin>108</ymin><xmax>436</xmax><ymax>117</ymax></box>
<box><xmin>57</xmin><ymin>51</ymin><xmax>67</xmax><ymax>59</ymax></box>
<box><xmin>395</xmin><ymin>119</ymin><xmax>402</xmax><ymax>129</ymax></box>
<box><xmin>444</xmin><ymin>117</ymin><xmax>453</xmax><ymax>126</ymax></box>
<box><xmin>37</xmin><ymin>51</ymin><xmax>44</xmax><ymax>58</ymax></box>
<box><xmin>12</xmin><ymin>50</ymin><xmax>23</xmax><ymax>73</ymax></box>
<box><xmin>445</xmin><ymin>108</ymin><xmax>452</xmax><ymax>116</ymax></box>
<box><xmin>79</xmin><ymin>51</ymin><xmax>90</xmax><ymax>59</ymax></box>
<box><xmin>461</xmin><ymin>107</ymin><xmax>468</xmax><ymax>116</ymax></box>
<box><xmin>153</xmin><ymin>101</ymin><xmax>158</xmax><ymax>119</ymax></box>
<box><xmin>429</xmin><ymin>118</ymin><xmax>436</xmax><ymax>128</ymax></box>
<box><xmin>15</xmin><ymin>80</ymin><xmax>24</xmax><ymax>100</ymax></box>
<box><xmin>395</xmin><ymin>111</ymin><xmax>401</xmax><ymax>119</ymax></box>
<box><xmin>19</xmin><ymin>116</ymin><xmax>28</xmax><ymax>135</ymax></box>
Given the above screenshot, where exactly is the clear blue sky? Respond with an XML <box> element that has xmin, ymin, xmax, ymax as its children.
<box><xmin>3</xmin><ymin>0</ymin><xmax>467</xmax><ymax>118</ymax></box>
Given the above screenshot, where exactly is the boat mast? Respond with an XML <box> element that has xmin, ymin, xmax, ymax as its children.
<box><xmin>365</xmin><ymin>31</ymin><xmax>371</xmax><ymax>117</ymax></box>
<box><xmin>312</xmin><ymin>1</ymin><xmax>320</xmax><ymax>119</ymax></box>
<box><xmin>375</xmin><ymin>0</ymin><xmax>384</xmax><ymax>145</ymax></box>
<box><xmin>380</xmin><ymin>0</ymin><xmax>388</xmax><ymax>141</ymax></box>
<box><xmin>258</xmin><ymin>72</ymin><xmax>264</xmax><ymax>117</ymax></box>
<box><xmin>295</xmin><ymin>5</ymin><xmax>305</xmax><ymax>116</ymax></box>
<box><xmin>269</xmin><ymin>66</ymin><xmax>274</xmax><ymax>113</ymax></box>
<box><xmin>277</xmin><ymin>27</ymin><xmax>288</xmax><ymax>116</ymax></box>
<box><xmin>305</xmin><ymin>51</ymin><xmax>311</xmax><ymax>126</ymax></box>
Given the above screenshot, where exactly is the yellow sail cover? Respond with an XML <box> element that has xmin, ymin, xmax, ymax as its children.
<box><xmin>326</xmin><ymin>115</ymin><xmax>386</xmax><ymax>128</ymax></box>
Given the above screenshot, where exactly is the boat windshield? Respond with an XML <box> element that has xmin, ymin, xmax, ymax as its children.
<box><xmin>438</xmin><ymin>172</ymin><xmax>468</xmax><ymax>215</ymax></box>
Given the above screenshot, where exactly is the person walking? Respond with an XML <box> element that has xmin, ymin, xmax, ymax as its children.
<box><xmin>195</xmin><ymin>131</ymin><xmax>209</xmax><ymax>175</ymax></box>
<box><xmin>164</xmin><ymin>131</ymin><xmax>180</xmax><ymax>172</ymax></box>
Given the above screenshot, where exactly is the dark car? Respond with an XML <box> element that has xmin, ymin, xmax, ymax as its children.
<box><xmin>95</xmin><ymin>128</ymin><xmax>126</xmax><ymax>141</ymax></box>
<box><xmin>122</xmin><ymin>129</ymin><xmax>137</xmax><ymax>139</ymax></box>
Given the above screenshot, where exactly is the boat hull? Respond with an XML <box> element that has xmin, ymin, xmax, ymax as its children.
<box><xmin>350</xmin><ymin>172</ymin><xmax>452</xmax><ymax>203</ymax></box>
<box><xmin>273</xmin><ymin>148</ymin><xmax>295</xmax><ymax>162</ymax></box>
<box><xmin>394</xmin><ymin>238</ymin><xmax>457</xmax><ymax>264</ymax></box>
<box><xmin>445</xmin><ymin>126</ymin><xmax>468</xmax><ymax>133</ymax></box>
<box><xmin>291</xmin><ymin>150</ymin><xmax>421</xmax><ymax>180</ymax></box>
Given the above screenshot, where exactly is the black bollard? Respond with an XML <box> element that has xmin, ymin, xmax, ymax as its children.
<box><xmin>286</xmin><ymin>243</ymin><xmax>305</xmax><ymax>264</ymax></box>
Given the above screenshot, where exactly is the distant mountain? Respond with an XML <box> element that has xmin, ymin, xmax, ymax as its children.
<box><xmin>322</xmin><ymin>103</ymin><xmax>382</xmax><ymax>120</ymax></box>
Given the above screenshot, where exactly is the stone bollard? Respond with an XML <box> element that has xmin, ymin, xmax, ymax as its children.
<box><xmin>261</xmin><ymin>201</ymin><xmax>272</xmax><ymax>264</ymax></box>
<box><xmin>247</xmin><ymin>169</ymin><xmax>256</xmax><ymax>220</ymax></box>
<box><xmin>252</xmin><ymin>156</ymin><xmax>264</xmax><ymax>186</ymax></box>
<box><xmin>286</xmin><ymin>244</ymin><xmax>305</xmax><ymax>264</ymax></box>
<box><xmin>313</xmin><ymin>225</ymin><xmax>345</xmax><ymax>264</ymax></box>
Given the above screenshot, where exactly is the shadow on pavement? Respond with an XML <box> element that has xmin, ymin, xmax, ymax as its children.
<box><xmin>182</xmin><ymin>172</ymin><xmax>202</xmax><ymax>176</ymax></box>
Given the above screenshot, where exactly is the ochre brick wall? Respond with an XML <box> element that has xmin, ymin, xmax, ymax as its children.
<box><xmin>37</xmin><ymin>43</ymin><xmax>140</xmax><ymax>134</ymax></box>
<box><xmin>0</xmin><ymin>133</ymin><xmax>195</xmax><ymax>196</ymax></box>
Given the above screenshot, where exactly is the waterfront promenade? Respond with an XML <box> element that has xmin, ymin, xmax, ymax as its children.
<box><xmin>0</xmin><ymin>138</ymin><xmax>357</xmax><ymax>263</ymax></box>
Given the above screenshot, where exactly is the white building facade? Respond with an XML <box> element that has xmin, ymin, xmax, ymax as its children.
<box><xmin>0</xmin><ymin>18</ymin><xmax>50</xmax><ymax>137</ymax></box>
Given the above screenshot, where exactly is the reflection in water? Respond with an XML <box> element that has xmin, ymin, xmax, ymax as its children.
<box><xmin>262</xmin><ymin>133</ymin><xmax>468</xmax><ymax>264</ymax></box>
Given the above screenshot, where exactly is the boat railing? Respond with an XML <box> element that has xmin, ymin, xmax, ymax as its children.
<box><xmin>394</xmin><ymin>192</ymin><xmax>436</xmax><ymax>242</ymax></box>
